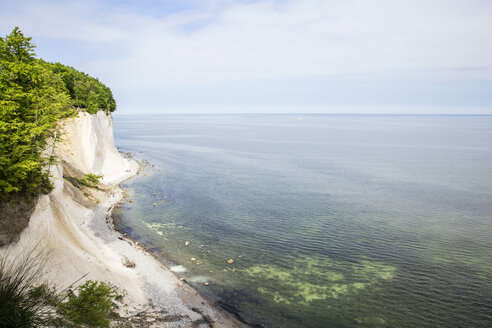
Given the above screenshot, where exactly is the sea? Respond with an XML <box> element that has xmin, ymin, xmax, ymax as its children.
<box><xmin>112</xmin><ymin>114</ymin><xmax>492</xmax><ymax>328</ymax></box>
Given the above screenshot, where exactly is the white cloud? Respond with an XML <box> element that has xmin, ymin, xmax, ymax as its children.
<box><xmin>1</xmin><ymin>0</ymin><xmax>491</xmax><ymax>113</ymax></box>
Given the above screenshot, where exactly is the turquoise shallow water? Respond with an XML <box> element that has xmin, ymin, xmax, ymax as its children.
<box><xmin>113</xmin><ymin>115</ymin><xmax>492</xmax><ymax>328</ymax></box>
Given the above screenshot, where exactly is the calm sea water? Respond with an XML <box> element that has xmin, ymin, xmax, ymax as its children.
<box><xmin>113</xmin><ymin>115</ymin><xmax>492</xmax><ymax>328</ymax></box>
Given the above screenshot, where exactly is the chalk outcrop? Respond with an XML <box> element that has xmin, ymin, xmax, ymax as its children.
<box><xmin>1</xmin><ymin>111</ymin><xmax>246</xmax><ymax>327</ymax></box>
<box><xmin>57</xmin><ymin>111</ymin><xmax>135</xmax><ymax>185</ymax></box>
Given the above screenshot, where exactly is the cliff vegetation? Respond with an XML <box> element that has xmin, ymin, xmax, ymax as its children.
<box><xmin>0</xmin><ymin>27</ymin><xmax>117</xmax><ymax>243</ymax></box>
<box><xmin>0</xmin><ymin>28</ymin><xmax>126</xmax><ymax>327</ymax></box>
<box><xmin>0</xmin><ymin>27</ymin><xmax>116</xmax><ymax>200</ymax></box>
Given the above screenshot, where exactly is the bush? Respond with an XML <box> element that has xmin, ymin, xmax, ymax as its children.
<box><xmin>58</xmin><ymin>280</ymin><xmax>121</xmax><ymax>327</ymax></box>
<box><xmin>81</xmin><ymin>174</ymin><xmax>102</xmax><ymax>186</ymax></box>
<box><xmin>65</xmin><ymin>173</ymin><xmax>102</xmax><ymax>189</ymax></box>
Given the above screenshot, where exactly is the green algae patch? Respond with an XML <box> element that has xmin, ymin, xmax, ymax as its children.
<box><xmin>295</xmin><ymin>282</ymin><xmax>349</xmax><ymax>303</ymax></box>
<box><xmin>246</xmin><ymin>265</ymin><xmax>295</xmax><ymax>281</ymax></box>
<box><xmin>353</xmin><ymin>259</ymin><xmax>396</xmax><ymax>281</ymax></box>
<box><xmin>352</xmin><ymin>282</ymin><xmax>366</xmax><ymax>290</ymax></box>
<box><xmin>258</xmin><ymin>287</ymin><xmax>292</xmax><ymax>305</ymax></box>
<box><xmin>244</xmin><ymin>256</ymin><xmax>396</xmax><ymax>305</ymax></box>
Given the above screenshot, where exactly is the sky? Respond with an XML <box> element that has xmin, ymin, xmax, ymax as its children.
<box><xmin>1</xmin><ymin>0</ymin><xmax>492</xmax><ymax>115</ymax></box>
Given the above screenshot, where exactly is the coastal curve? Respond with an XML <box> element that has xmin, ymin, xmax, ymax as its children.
<box><xmin>1</xmin><ymin>111</ymin><xmax>246</xmax><ymax>327</ymax></box>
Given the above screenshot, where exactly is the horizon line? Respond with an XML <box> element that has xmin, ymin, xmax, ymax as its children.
<box><xmin>113</xmin><ymin>112</ymin><xmax>492</xmax><ymax>116</ymax></box>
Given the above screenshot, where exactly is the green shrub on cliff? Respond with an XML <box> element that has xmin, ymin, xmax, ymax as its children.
<box><xmin>58</xmin><ymin>280</ymin><xmax>121</xmax><ymax>327</ymax></box>
<box><xmin>64</xmin><ymin>173</ymin><xmax>102</xmax><ymax>189</ymax></box>
<box><xmin>0</xmin><ymin>27</ymin><xmax>116</xmax><ymax>200</ymax></box>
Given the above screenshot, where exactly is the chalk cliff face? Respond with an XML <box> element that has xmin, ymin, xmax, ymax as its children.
<box><xmin>57</xmin><ymin>111</ymin><xmax>135</xmax><ymax>184</ymax></box>
<box><xmin>1</xmin><ymin>111</ymin><xmax>248</xmax><ymax>326</ymax></box>
<box><xmin>2</xmin><ymin>111</ymin><xmax>142</xmax><ymax>301</ymax></box>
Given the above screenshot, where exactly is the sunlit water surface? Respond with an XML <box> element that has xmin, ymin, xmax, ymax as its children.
<box><xmin>113</xmin><ymin>115</ymin><xmax>492</xmax><ymax>328</ymax></box>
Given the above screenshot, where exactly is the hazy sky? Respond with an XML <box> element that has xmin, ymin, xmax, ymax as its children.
<box><xmin>1</xmin><ymin>0</ymin><xmax>492</xmax><ymax>114</ymax></box>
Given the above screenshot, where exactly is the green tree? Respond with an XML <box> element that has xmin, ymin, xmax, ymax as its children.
<box><xmin>47</xmin><ymin>61</ymin><xmax>116</xmax><ymax>113</ymax></box>
<box><xmin>0</xmin><ymin>27</ymin><xmax>116</xmax><ymax>199</ymax></box>
<box><xmin>0</xmin><ymin>28</ymin><xmax>73</xmax><ymax>197</ymax></box>
<box><xmin>0</xmin><ymin>26</ymin><xmax>35</xmax><ymax>62</ymax></box>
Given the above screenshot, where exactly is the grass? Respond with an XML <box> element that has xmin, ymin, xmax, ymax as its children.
<box><xmin>0</xmin><ymin>248</ymin><xmax>57</xmax><ymax>327</ymax></box>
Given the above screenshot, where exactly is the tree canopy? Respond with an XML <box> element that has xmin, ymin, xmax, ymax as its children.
<box><xmin>0</xmin><ymin>27</ymin><xmax>116</xmax><ymax>199</ymax></box>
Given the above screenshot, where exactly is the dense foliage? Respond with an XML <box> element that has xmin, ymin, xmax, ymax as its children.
<box><xmin>0</xmin><ymin>27</ymin><xmax>116</xmax><ymax>199</ymax></box>
<box><xmin>48</xmin><ymin>62</ymin><xmax>116</xmax><ymax>114</ymax></box>
<box><xmin>58</xmin><ymin>280</ymin><xmax>120</xmax><ymax>327</ymax></box>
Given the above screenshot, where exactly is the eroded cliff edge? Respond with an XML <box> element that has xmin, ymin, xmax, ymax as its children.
<box><xmin>1</xmin><ymin>111</ymin><xmax>247</xmax><ymax>327</ymax></box>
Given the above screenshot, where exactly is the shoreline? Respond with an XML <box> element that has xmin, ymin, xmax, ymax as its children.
<box><xmin>107</xmin><ymin>164</ymin><xmax>253</xmax><ymax>327</ymax></box>
<box><xmin>2</xmin><ymin>111</ymin><xmax>249</xmax><ymax>327</ymax></box>
<box><xmin>88</xmin><ymin>155</ymin><xmax>250</xmax><ymax>327</ymax></box>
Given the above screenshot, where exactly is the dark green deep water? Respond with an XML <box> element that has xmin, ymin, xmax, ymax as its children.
<box><xmin>112</xmin><ymin>115</ymin><xmax>492</xmax><ymax>328</ymax></box>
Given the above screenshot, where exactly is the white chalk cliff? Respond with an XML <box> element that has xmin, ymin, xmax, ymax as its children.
<box><xmin>2</xmin><ymin>111</ymin><xmax>246</xmax><ymax>327</ymax></box>
<box><xmin>57</xmin><ymin>111</ymin><xmax>135</xmax><ymax>185</ymax></box>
